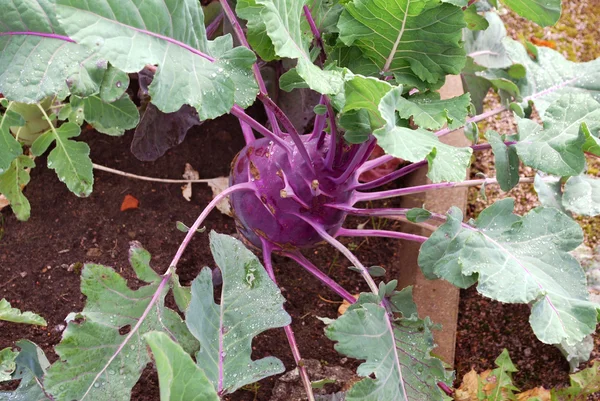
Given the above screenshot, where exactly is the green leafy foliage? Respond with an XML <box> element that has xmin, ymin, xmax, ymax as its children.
<box><xmin>464</xmin><ymin>12</ymin><xmax>512</xmax><ymax>69</ymax></box>
<box><xmin>56</xmin><ymin>0</ymin><xmax>258</xmax><ymax>119</ymax></box>
<box><xmin>0</xmin><ymin>104</ymin><xmax>24</xmax><ymax>174</ymax></box>
<box><xmin>562</xmin><ymin>175</ymin><xmax>600</xmax><ymax>216</ymax></box>
<box><xmin>337</xmin><ymin>0</ymin><xmax>466</xmax><ymax>88</ymax></box>
<box><xmin>0</xmin><ymin>0</ymin><xmax>106</xmax><ymax>103</ymax></box>
<box><xmin>0</xmin><ymin>155</ymin><xmax>35</xmax><ymax>221</ymax></box>
<box><xmin>70</xmin><ymin>95</ymin><xmax>139</xmax><ymax>136</ymax></box>
<box><xmin>186</xmin><ymin>232</ymin><xmax>291</xmax><ymax>394</ymax></box>
<box><xmin>99</xmin><ymin>66</ymin><xmax>130</xmax><ymax>103</ymax></box>
<box><xmin>0</xmin><ymin>348</ymin><xmax>18</xmax><ymax>382</ymax></box>
<box><xmin>534</xmin><ymin>174</ymin><xmax>566</xmax><ymax>213</ymax></box>
<box><xmin>374</xmin><ymin>87</ymin><xmax>472</xmax><ymax>183</ymax></box>
<box><xmin>500</xmin><ymin>0</ymin><xmax>561</xmax><ymax>27</ymax></box>
<box><xmin>43</xmin><ymin>243</ymin><xmax>195</xmax><ymax>401</ymax></box>
<box><xmin>323</xmin><ymin>290</ymin><xmax>451</xmax><ymax>401</ymax></box>
<box><xmin>0</xmin><ymin>299</ymin><xmax>46</xmax><ymax>326</ymax></box>
<box><xmin>394</xmin><ymin>93</ymin><xmax>471</xmax><ymax>131</ymax></box>
<box><xmin>0</xmin><ymin>340</ymin><xmax>51</xmax><ymax>401</ymax></box>
<box><xmin>144</xmin><ymin>332</ymin><xmax>218</xmax><ymax>401</ymax></box>
<box><xmin>419</xmin><ymin>199</ymin><xmax>599</xmax><ymax>346</ymax></box>
<box><xmin>485</xmin><ymin>130</ymin><xmax>519</xmax><ymax>191</ymax></box>
<box><xmin>513</xmin><ymin>94</ymin><xmax>600</xmax><ymax>176</ymax></box>
<box><xmin>31</xmin><ymin>122</ymin><xmax>93</xmax><ymax>197</ymax></box>
<box><xmin>504</xmin><ymin>39</ymin><xmax>600</xmax><ymax>117</ymax></box>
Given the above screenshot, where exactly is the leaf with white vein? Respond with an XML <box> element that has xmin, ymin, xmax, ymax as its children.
<box><xmin>418</xmin><ymin>198</ymin><xmax>599</xmax><ymax>346</ymax></box>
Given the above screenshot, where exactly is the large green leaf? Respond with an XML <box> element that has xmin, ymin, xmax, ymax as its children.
<box><xmin>504</xmin><ymin>39</ymin><xmax>600</xmax><ymax>117</ymax></box>
<box><xmin>500</xmin><ymin>0</ymin><xmax>561</xmax><ymax>27</ymax></box>
<box><xmin>0</xmin><ymin>105</ymin><xmax>24</xmax><ymax>174</ymax></box>
<box><xmin>513</xmin><ymin>94</ymin><xmax>600</xmax><ymax>176</ymax></box>
<box><xmin>186</xmin><ymin>232</ymin><xmax>291</xmax><ymax>394</ymax></box>
<box><xmin>373</xmin><ymin>87</ymin><xmax>472</xmax><ymax>183</ymax></box>
<box><xmin>56</xmin><ymin>0</ymin><xmax>258</xmax><ymax>119</ymax></box>
<box><xmin>394</xmin><ymin>92</ymin><xmax>471</xmax><ymax>130</ymax></box>
<box><xmin>144</xmin><ymin>332</ymin><xmax>219</xmax><ymax>401</ymax></box>
<box><xmin>486</xmin><ymin>130</ymin><xmax>519</xmax><ymax>192</ymax></box>
<box><xmin>0</xmin><ymin>299</ymin><xmax>46</xmax><ymax>326</ymax></box>
<box><xmin>31</xmin><ymin>122</ymin><xmax>93</xmax><ymax>197</ymax></box>
<box><xmin>0</xmin><ymin>340</ymin><xmax>50</xmax><ymax>401</ymax></box>
<box><xmin>464</xmin><ymin>12</ymin><xmax>512</xmax><ymax>69</ymax></box>
<box><xmin>70</xmin><ymin>95</ymin><xmax>139</xmax><ymax>136</ymax></box>
<box><xmin>337</xmin><ymin>0</ymin><xmax>466</xmax><ymax>88</ymax></box>
<box><xmin>533</xmin><ymin>173</ymin><xmax>565</xmax><ymax>213</ymax></box>
<box><xmin>323</xmin><ymin>292</ymin><xmax>451</xmax><ymax>401</ymax></box>
<box><xmin>342</xmin><ymin>75</ymin><xmax>391</xmax><ymax>129</ymax></box>
<box><xmin>0</xmin><ymin>155</ymin><xmax>35</xmax><ymax>221</ymax></box>
<box><xmin>44</xmin><ymin>243</ymin><xmax>195</xmax><ymax>401</ymax></box>
<box><xmin>562</xmin><ymin>175</ymin><xmax>600</xmax><ymax>216</ymax></box>
<box><xmin>239</xmin><ymin>0</ymin><xmax>345</xmax><ymax>95</ymax></box>
<box><xmin>418</xmin><ymin>199</ymin><xmax>599</xmax><ymax>346</ymax></box>
<box><xmin>236</xmin><ymin>0</ymin><xmax>277</xmax><ymax>61</ymax></box>
<box><xmin>0</xmin><ymin>0</ymin><xmax>105</xmax><ymax>103</ymax></box>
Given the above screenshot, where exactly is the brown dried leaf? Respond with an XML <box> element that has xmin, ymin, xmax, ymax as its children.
<box><xmin>517</xmin><ymin>387</ymin><xmax>551</xmax><ymax>401</ymax></box>
<box><xmin>120</xmin><ymin>194</ymin><xmax>139</xmax><ymax>211</ymax></box>
<box><xmin>181</xmin><ymin>163</ymin><xmax>200</xmax><ymax>202</ymax></box>
<box><xmin>337</xmin><ymin>295</ymin><xmax>359</xmax><ymax>315</ymax></box>
<box><xmin>454</xmin><ymin>369</ymin><xmax>481</xmax><ymax>401</ymax></box>
<box><xmin>207</xmin><ymin>176</ymin><xmax>231</xmax><ymax>216</ymax></box>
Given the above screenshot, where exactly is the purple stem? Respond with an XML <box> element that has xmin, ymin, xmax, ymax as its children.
<box><xmin>333</xmin><ymin>137</ymin><xmax>376</xmax><ymax>183</ymax></box>
<box><xmin>324</xmin><ymin>99</ymin><xmax>338</xmax><ymax>169</ymax></box>
<box><xmin>438</xmin><ymin>382</ymin><xmax>454</xmax><ymax>396</ymax></box>
<box><xmin>310</xmin><ymin>96</ymin><xmax>328</xmax><ymax>140</ymax></box>
<box><xmin>0</xmin><ymin>31</ymin><xmax>75</xmax><ymax>42</ymax></box>
<box><xmin>336</xmin><ymin>227</ymin><xmax>428</xmax><ymax>243</ymax></box>
<box><xmin>206</xmin><ymin>12</ymin><xmax>224</xmax><ymax>39</ymax></box>
<box><xmin>81</xmin><ymin>182</ymin><xmax>255</xmax><ymax>399</ymax></box>
<box><xmin>353</xmin><ymin>181</ymin><xmax>456</xmax><ymax>203</ymax></box>
<box><xmin>259</xmin><ymin>93</ymin><xmax>316</xmax><ymax>174</ymax></box>
<box><xmin>302</xmin><ymin>5</ymin><xmax>326</xmax><ymax>63</ymax></box>
<box><xmin>284</xmin><ymin>251</ymin><xmax>356</xmax><ymax>303</ymax></box>
<box><xmin>231</xmin><ymin>105</ymin><xmax>291</xmax><ymax>151</ymax></box>
<box><xmin>357</xmin><ymin>154</ymin><xmax>396</xmax><ymax>174</ymax></box>
<box><xmin>218</xmin><ymin>0</ymin><xmax>281</xmax><ymax>136</ymax></box>
<box><xmin>353</xmin><ymin>160</ymin><xmax>425</xmax><ymax>190</ymax></box>
<box><xmin>239</xmin><ymin>120</ymin><xmax>255</xmax><ymax>144</ymax></box>
<box><xmin>261</xmin><ymin>243</ymin><xmax>316</xmax><ymax>401</ymax></box>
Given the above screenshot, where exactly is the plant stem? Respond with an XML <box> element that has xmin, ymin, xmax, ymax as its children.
<box><xmin>259</xmin><ymin>94</ymin><xmax>316</xmax><ymax>174</ymax></box>
<box><xmin>92</xmin><ymin>163</ymin><xmax>221</xmax><ymax>184</ymax></box>
<box><xmin>302</xmin><ymin>5</ymin><xmax>326</xmax><ymax>63</ymax></box>
<box><xmin>206</xmin><ymin>12</ymin><xmax>224</xmax><ymax>39</ymax></box>
<box><xmin>217</xmin><ymin>0</ymin><xmax>281</xmax><ymax>135</ymax></box>
<box><xmin>261</xmin><ymin>244</ymin><xmax>316</xmax><ymax>401</ymax></box>
<box><xmin>353</xmin><ymin>176</ymin><xmax>535</xmax><ymax>203</ymax></box>
<box><xmin>435</xmin><ymin>105</ymin><xmax>505</xmax><ymax>137</ymax></box>
<box><xmin>353</xmin><ymin>161</ymin><xmax>425</xmax><ymax>190</ymax></box>
<box><xmin>333</xmin><ymin>137</ymin><xmax>376</xmax><ymax>183</ymax></box>
<box><xmin>284</xmin><ymin>251</ymin><xmax>356</xmax><ymax>303</ymax></box>
<box><xmin>324</xmin><ymin>98</ymin><xmax>339</xmax><ymax>169</ymax></box>
<box><xmin>310</xmin><ymin>96</ymin><xmax>327</xmax><ymax>140</ymax></box>
<box><xmin>336</xmin><ymin>227</ymin><xmax>428</xmax><ymax>243</ymax></box>
<box><xmin>240</xmin><ymin>120</ymin><xmax>256</xmax><ymax>144</ymax></box>
<box><xmin>231</xmin><ymin>105</ymin><xmax>291</xmax><ymax>151</ymax></box>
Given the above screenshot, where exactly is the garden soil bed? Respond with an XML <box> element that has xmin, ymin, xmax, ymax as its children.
<box><xmin>2</xmin><ymin>109</ymin><xmax>598</xmax><ymax>400</ymax></box>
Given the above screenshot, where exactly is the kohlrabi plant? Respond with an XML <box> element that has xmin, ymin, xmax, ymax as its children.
<box><xmin>1</xmin><ymin>0</ymin><xmax>600</xmax><ymax>400</ymax></box>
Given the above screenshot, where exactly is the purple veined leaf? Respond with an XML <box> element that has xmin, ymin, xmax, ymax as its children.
<box><xmin>131</xmin><ymin>103</ymin><xmax>203</xmax><ymax>161</ymax></box>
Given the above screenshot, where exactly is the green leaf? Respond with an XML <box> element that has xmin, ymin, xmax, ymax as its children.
<box><xmin>338</xmin><ymin>0</ymin><xmax>466</xmax><ymax>87</ymax></box>
<box><xmin>243</xmin><ymin>0</ymin><xmax>345</xmax><ymax>95</ymax></box>
<box><xmin>0</xmin><ymin>155</ymin><xmax>35</xmax><ymax>221</ymax></box>
<box><xmin>464</xmin><ymin>5</ymin><xmax>489</xmax><ymax>31</ymax></box>
<box><xmin>0</xmin><ymin>106</ymin><xmax>23</xmax><ymax>174</ymax></box>
<box><xmin>406</xmin><ymin>208</ymin><xmax>432</xmax><ymax>223</ymax></box>
<box><xmin>373</xmin><ymin>87</ymin><xmax>472</xmax><ymax>183</ymax></box>
<box><xmin>464</xmin><ymin>12</ymin><xmax>512</xmax><ymax>68</ymax></box>
<box><xmin>557</xmin><ymin>335</ymin><xmax>594</xmax><ymax>372</ymax></box>
<box><xmin>0</xmin><ymin>348</ymin><xmax>17</xmax><ymax>382</ymax></box>
<box><xmin>553</xmin><ymin>361</ymin><xmax>600</xmax><ymax>398</ymax></box>
<box><xmin>342</xmin><ymin>76</ymin><xmax>392</xmax><ymax>129</ymax></box>
<box><xmin>504</xmin><ymin>39</ymin><xmax>600</xmax><ymax>117</ymax></box>
<box><xmin>0</xmin><ymin>0</ymin><xmax>106</xmax><ymax>103</ymax></box>
<box><xmin>70</xmin><ymin>95</ymin><xmax>139</xmax><ymax>136</ymax></box>
<box><xmin>418</xmin><ymin>199</ymin><xmax>599</xmax><ymax>346</ymax></box>
<box><xmin>562</xmin><ymin>175</ymin><xmax>600</xmax><ymax>216</ymax></box>
<box><xmin>56</xmin><ymin>0</ymin><xmax>258</xmax><ymax>119</ymax></box>
<box><xmin>0</xmin><ymin>299</ymin><xmax>46</xmax><ymax>326</ymax></box>
<box><xmin>0</xmin><ymin>340</ymin><xmax>50</xmax><ymax>401</ymax></box>
<box><xmin>31</xmin><ymin>123</ymin><xmax>93</xmax><ymax>197</ymax></box>
<box><xmin>514</xmin><ymin>94</ymin><xmax>599</xmax><ymax>176</ymax></box>
<box><xmin>44</xmin><ymin>243</ymin><xmax>195</xmax><ymax>401</ymax></box>
<box><xmin>487</xmin><ymin>349</ymin><xmax>519</xmax><ymax>399</ymax></box>
<box><xmin>500</xmin><ymin>0</ymin><xmax>561</xmax><ymax>26</ymax></box>
<box><xmin>485</xmin><ymin>130</ymin><xmax>519</xmax><ymax>191</ymax></box>
<box><xmin>99</xmin><ymin>66</ymin><xmax>130</xmax><ymax>103</ymax></box>
<box><xmin>324</xmin><ymin>294</ymin><xmax>452</xmax><ymax>401</ymax></box>
<box><xmin>144</xmin><ymin>332</ymin><xmax>219</xmax><ymax>401</ymax></box>
<box><xmin>236</xmin><ymin>0</ymin><xmax>277</xmax><ymax>61</ymax></box>
<box><xmin>396</xmin><ymin>92</ymin><xmax>471</xmax><ymax>130</ymax></box>
<box><xmin>185</xmin><ymin>232</ymin><xmax>291</xmax><ymax>394</ymax></box>
<box><xmin>534</xmin><ymin>174</ymin><xmax>565</xmax><ymax>213</ymax></box>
